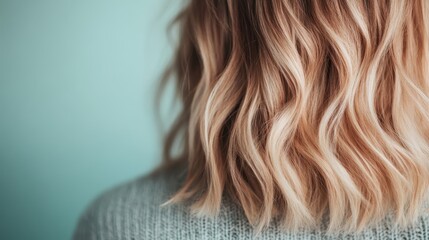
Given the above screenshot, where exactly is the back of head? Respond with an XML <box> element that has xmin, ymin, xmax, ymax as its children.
<box><xmin>159</xmin><ymin>0</ymin><xmax>429</xmax><ymax>234</ymax></box>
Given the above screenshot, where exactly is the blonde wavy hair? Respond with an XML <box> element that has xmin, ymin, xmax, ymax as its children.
<box><xmin>156</xmin><ymin>0</ymin><xmax>429</xmax><ymax>234</ymax></box>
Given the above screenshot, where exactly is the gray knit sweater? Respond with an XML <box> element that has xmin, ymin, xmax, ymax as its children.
<box><xmin>72</xmin><ymin>162</ymin><xmax>429</xmax><ymax>240</ymax></box>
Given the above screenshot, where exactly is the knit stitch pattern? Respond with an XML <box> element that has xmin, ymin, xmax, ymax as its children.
<box><xmin>73</xmin><ymin>162</ymin><xmax>429</xmax><ymax>240</ymax></box>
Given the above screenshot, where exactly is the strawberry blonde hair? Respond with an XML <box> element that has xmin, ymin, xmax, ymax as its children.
<box><xmin>157</xmin><ymin>0</ymin><xmax>429</xmax><ymax>234</ymax></box>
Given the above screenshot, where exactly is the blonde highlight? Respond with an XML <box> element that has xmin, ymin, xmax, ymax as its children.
<box><xmin>158</xmin><ymin>0</ymin><xmax>429</xmax><ymax>234</ymax></box>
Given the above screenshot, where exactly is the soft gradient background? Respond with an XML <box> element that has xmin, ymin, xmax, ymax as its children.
<box><xmin>0</xmin><ymin>0</ymin><xmax>182</xmax><ymax>239</ymax></box>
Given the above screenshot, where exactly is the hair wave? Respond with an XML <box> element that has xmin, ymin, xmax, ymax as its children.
<box><xmin>157</xmin><ymin>0</ymin><xmax>429</xmax><ymax>233</ymax></box>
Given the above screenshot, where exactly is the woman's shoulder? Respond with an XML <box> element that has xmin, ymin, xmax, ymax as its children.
<box><xmin>72</xmin><ymin>160</ymin><xmax>188</xmax><ymax>240</ymax></box>
<box><xmin>72</xmin><ymin>160</ymin><xmax>429</xmax><ymax>240</ymax></box>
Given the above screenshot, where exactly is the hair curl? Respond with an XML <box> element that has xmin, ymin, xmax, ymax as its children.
<box><xmin>157</xmin><ymin>0</ymin><xmax>429</xmax><ymax>234</ymax></box>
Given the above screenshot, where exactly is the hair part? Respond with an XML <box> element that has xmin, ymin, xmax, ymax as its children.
<box><xmin>157</xmin><ymin>0</ymin><xmax>429</xmax><ymax>234</ymax></box>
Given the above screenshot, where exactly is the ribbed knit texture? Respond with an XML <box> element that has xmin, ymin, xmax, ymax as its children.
<box><xmin>73</xmin><ymin>162</ymin><xmax>429</xmax><ymax>240</ymax></box>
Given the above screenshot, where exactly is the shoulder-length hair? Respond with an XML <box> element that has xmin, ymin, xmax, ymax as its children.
<box><xmin>157</xmin><ymin>0</ymin><xmax>429</xmax><ymax>233</ymax></box>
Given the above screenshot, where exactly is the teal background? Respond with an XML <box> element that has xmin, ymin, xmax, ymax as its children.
<box><xmin>0</xmin><ymin>0</ymin><xmax>182</xmax><ymax>239</ymax></box>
